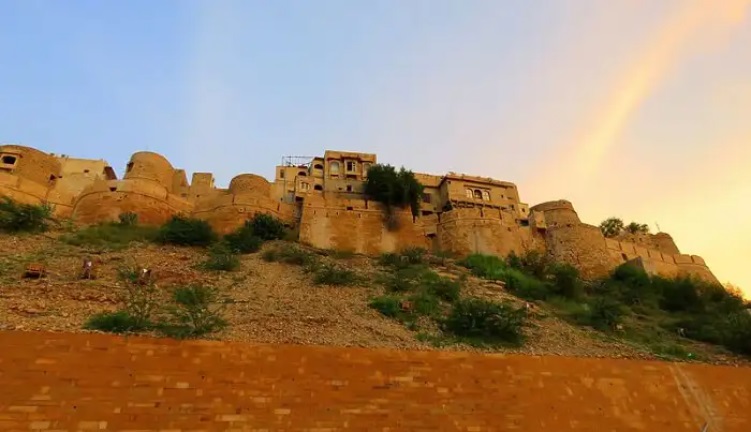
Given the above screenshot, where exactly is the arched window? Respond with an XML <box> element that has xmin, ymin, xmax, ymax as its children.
<box><xmin>298</xmin><ymin>171</ymin><xmax>307</xmax><ymax>177</ymax></box>
<box><xmin>473</xmin><ymin>189</ymin><xmax>482</xmax><ymax>199</ymax></box>
<box><xmin>482</xmin><ymin>190</ymin><xmax>491</xmax><ymax>201</ymax></box>
<box><xmin>314</xmin><ymin>184</ymin><xmax>323</xmax><ymax>191</ymax></box>
<box><xmin>330</xmin><ymin>161</ymin><xmax>340</xmax><ymax>175</ymax></box>
<box><xmin>465</xmin><ymin>188</ymin><xmax>473</xmax><ymax>198</ymax></box>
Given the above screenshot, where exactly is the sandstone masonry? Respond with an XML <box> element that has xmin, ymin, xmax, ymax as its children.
<box><xmin>0</xmin><ymin>144</ymin><xmax>718</xmax><ymax>283</ymax></box>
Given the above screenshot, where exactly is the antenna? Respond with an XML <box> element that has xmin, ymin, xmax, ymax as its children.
<box><xmin>281</xmin><ymin>155</ymin><xmax>316</xmax><ymax>168</ymax></box>
<box><xmin>655</xmin><ymin>222</ymin><xmax>661</xmax><ymax>232</ymax></box>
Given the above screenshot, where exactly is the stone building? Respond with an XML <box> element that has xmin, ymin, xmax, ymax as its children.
<box><xmin>0</xmin><ymin>143</ymin><xmax>720</xmax><ymax>284</ymax></box>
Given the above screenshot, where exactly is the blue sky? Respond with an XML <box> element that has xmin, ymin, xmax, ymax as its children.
<box><xmin>1</xmin><ymin>0</ymin><xmax>750</xmax><ymax>291</ymax></box>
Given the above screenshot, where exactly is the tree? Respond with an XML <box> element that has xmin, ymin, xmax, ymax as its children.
<box><xmin>364</xmin><ymin>164</ymin><xmax>424</xmax><ymax>227</ymax></box>
<box><xmin>626</xmin><ymin>222</ymin><xmax>649</xmax><ymax>235</ymax></box>
<box><xmin>599</xmin><ymin>217</ymin><xmax>624</xmax><ymax>238</ymax></box>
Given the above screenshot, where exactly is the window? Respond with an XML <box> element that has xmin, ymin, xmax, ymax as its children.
<box><xmin>2</xmin><ymin>155</ymin><xmax>17</xmax><ymax>165</ymax></box>
<box><xmin>465</xmin><ymin>188</ymin><xmax>473</xmax><ymax>198</ymax></box>
<box><xmin>473</xmin><ymin>189</ymin><xmax>482</xmax><ymax>200</ymax></box>
<box><xmin>346</xmin><ymin>161</ymin><xmax>356</xmax><ymax>172</ymax></box>
<box><xmin>314</xmin><ymin>184</ymin><xmax>323</xmax><ymax>191</ymax></box>
<box><xmin>298</xmin><ymin>171</ymin><xmax>307</xmax><ymax>177</ymax></box>
<box><xmin>313</xmin><ymin>164</ymin><xmax>323</xmax><ymax>170</ymax></box>
<box><xmin>346</xmin><ymin>185</ymin><xmax>353</xmax><ymax>192</ymax></box>
<box><xmin>126</xmin><ymin>162</ymin><xmax>134</xmax><ymax>173</ymax></box>
<box><xmin>482</xmin><ymin>190</ymin><xmax>490</xmax><ymax>201</ymax></box>
<box><xmin>330</xmin><ymin>161</ymin><xmax>340</xmax><ymax>175</ymax></box>
<box><xmin>280</xmin><ymin>170</ymin><xmax>285</xmax><ymax>179</ymax></box>
<box><xmin>83</xmin><ymin>169</ymin><xmax>90</xmax><ymax>174</ymax></box>
<box><xmin>300</xmin><ymin>182</ymin><xmax>309</xmax><ymax>191</ymax></box>
<box><xmin>422</xmin><ymin>193</ymin><xmax>431</xmax><ymax>203</ymax></box>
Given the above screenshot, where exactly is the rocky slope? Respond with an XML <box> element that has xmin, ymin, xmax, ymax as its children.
<box><xmin>0</xmin><ymin>231</ymin><xmax>747</xmax><ymax>366</ymax></box>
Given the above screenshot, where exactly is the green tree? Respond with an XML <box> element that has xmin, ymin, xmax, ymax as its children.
<box><xmin>599</xmin><ymin>217</ymin><xmax>624</xmax><ymax>238</ymax></box>
<box><xmin>364</xmin><ymin>164</ymin><xmax>424</xmax><ymax>223</ymax></box>
<box><xmin>626</xmin><ymin>222</ymin><xmax>649</xmax><ymax>235</ymax></box>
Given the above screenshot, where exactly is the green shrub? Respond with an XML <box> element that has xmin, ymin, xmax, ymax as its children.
<box><xmin>84</xmin><ymin>310</ymin><xmax>146</xmax><ymax>333</ymax></box>
<box><xmin>422</xmin><ymin>272</ymin><xmax>461</xmax><ymax>302</ymax></box>
<box><xmin>118</xmin><ymin>212</ymin><xmax>138</xmax><ymax>226</ymax></box>
<box><xmin>156</xmin><ymin>215</ymin><xmax>217</xmax><ymax>247</ymax></box>
<box><xmin>249</xmin><ymin>213</ymin><xmax>286</xmax><ymax>241</ymax></box>
<box><xmin>224</xmin><ymin>223</ymin><xmax>263</xmax><ymax>254</ymax></box>
<box><xmin>369</xmin><ymin>295</ymin><xmax>403</xmax><ymax>318</ymax></box>
<box><xmin>261</xmin><ymin>249</ymin><xmax>279</xmax><ymax>262</ymax></box>
<box><xmin>401</xmin><ymin>247</ymin><xmax>427</xmax><ymax>264</ymax></box>
<box><xmin>506</xmin><ymin>250</ymin><xmax>550</xmax><ymax>280</ymax></box>
<box><xmin>0</xmin><ymin>197</ymin><xmax>54</xmax><ymax>233</ymax></box>
<box><xmin>408</xmin><ymin>290</ymin><xmax>441</xmax><ymax>317</ymax></box>
<box><xmin>159</xmin><ymin>285</ymin><xmax>228</xmax><ymax>339</ymax></box>
<box><xmin>378</xmin><ymin>252</ymin><xmax>404</xmax><ymax>268</ymax></box>
<box><xmin>278</xmin><ymin>245</ymin><xmax>319</xmax><ymax>267</ymax></box>
<box><xmin>443</xmin><ymin>298</ymin><xmax>526</xmax><ymax>345</ymax></box>
<box><xmin>549</xmin><ymin>263</ymin><xmax>583</xmax><ymax>299</ymax></box>
<box><xmin>587</xmin><ymin>297</ymin><xmax>626</xmax><ymax>331</ymax></box>
<box><xmin>503</xmin><ymin>268</ymin><xmax>550</xmax><ymax>300</ymax></box>
<box><xmin>313</xmin><ymin>264</ymin><xmax>358</xmax><ymax>286</ymax></box>
<box><xmin>201</xmin><ymin>242</ymin><xmax>240</xmax><ymax>271</ymax></box>
<box><xmin>719</xmin><ymin>311</ymin><xmax>751</xmax><ymax>355</ymax></box>
<box><xmin>380</xmin><ymin>266</ymin><xmax>425</xmax><ymax>293</ymax></box>
<box><xmin>62</xmin><ymin>223</ymin><xmax>158</xmax><ymax>250</ymax></box>
<box><xmin>460</xmin><ymin>253</ymin><xmax>506</xmax><ymax>280</ymax></box>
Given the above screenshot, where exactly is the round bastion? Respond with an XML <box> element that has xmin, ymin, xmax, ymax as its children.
<box><xmin>530</xmin><ymin>199</ymin><xmax>581</xmax><ymax>227</ymax></box>
<box><xmin>228</xmin><ymin>173</ymin><xmax>271</xmax><ymax>196</ymax></box>
<box><xmin>0</xmin><ymin>144</ymin><xmax>62</xmax><ymax>186</ymax></box>
<box><xmin>123</xmin><ymin>151</ymin><xmax>175</xmax><ymax>188</ymax></box>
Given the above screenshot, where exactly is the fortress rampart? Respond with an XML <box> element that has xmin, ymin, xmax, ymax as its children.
<box><xmin>0</xmin><ymin>144</ymin><xmax>720</xmax><ymax>284</ymax></box>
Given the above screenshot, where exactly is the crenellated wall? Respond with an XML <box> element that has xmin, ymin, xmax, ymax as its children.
<box><xmin>606</xmin><ymin>238</ymin><xmax>718</xmax><ymax>283</ymax></box>
<box><xmin>531</xmin><ymin>200</ymin><xmax>718</xmax><ymax>283</ymax></box>
<box><xmin>192</xmin><ymin>173</ymin><xmax>294</xmax><ymax>234</ymax></box>
<box><xmin>0</xmin><ymin>144</ymin><xmax>723</xmax><ymax>287</ymax></box>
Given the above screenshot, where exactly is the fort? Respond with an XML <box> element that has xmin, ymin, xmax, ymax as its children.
<box><xmin>0</xmin><ymin>143</ymin><xmax>718</xmax><ymax>283</ymax></box>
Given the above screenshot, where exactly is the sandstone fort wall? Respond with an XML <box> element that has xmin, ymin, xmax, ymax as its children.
<box><xmin>1</xmin><ymin>331</ymin><xmax>749</xmax><ymax>431</ymax></box>
<box><xmin>435</xmin><ymin>207</ymin><xmax>543</xmax><ymax>257</ymax></box>
<box><xmin>298</xmin><ymin>195</ymin><xmax>429</xmax><ymax>254</ymax></box>
<box><xmin>0</xmin><ymin>144</ymin><xmax>721</xmax><ymax>284</ymax></box>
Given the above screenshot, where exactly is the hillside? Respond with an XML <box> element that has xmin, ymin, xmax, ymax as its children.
<box><xmin>0</xmin><ymin>223</ymin><xmax>748</xmax><ymax>366</ymax></box>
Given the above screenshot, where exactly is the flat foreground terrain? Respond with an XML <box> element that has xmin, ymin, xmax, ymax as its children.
<box><xmin>1</xmin><ymin>330</ymin><xmax>750</xmax><ymax>431</ymax></box>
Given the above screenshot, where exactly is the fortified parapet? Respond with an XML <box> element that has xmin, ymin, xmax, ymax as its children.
<box><xmin>529</xmin><ymin>200</ymin><xmax>580</xmax><ymax>227</ymax></box>
<box><xmin>72</xmin><ymin>151</ymin><xmax>192</xmax><ymax>225</ymax></box>
<box><xmin>651</xmin><ymin>232</ymin><xmax>680</xmax><ymax>255</ymax></box>
<box><xmin>193</xmin><ymin>173</ymin><xmax>294</xmax><ymax>234</ymax></box>
<box><xmin>531</xmin><ymin>200</ymin><xmax>617</xmax><ymax>278</ymax></box>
